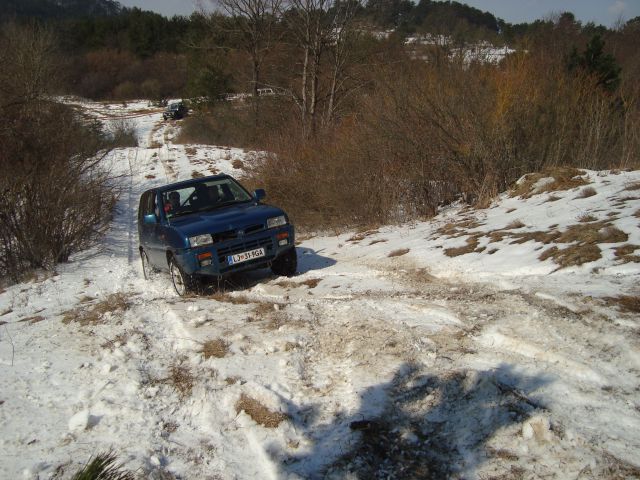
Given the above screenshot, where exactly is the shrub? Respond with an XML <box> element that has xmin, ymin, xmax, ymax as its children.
<box><xmin>0</xmin><ymin>24</ymin><xmax>120</xmax><ymax>282</ymax></box>
<box><xmin>71</xmin><ymin>451</ymin><xmax>134</xmax><ymax>480</ymax></box>
<box><xmin>235</xmin><ymin>393</ymin><xmax>288</xmax><ymax>428</ymax></box>
<box><xmin>108</xmin><ymin>119</ymin><xmax>138</xmax><ymax>148</ymax></box>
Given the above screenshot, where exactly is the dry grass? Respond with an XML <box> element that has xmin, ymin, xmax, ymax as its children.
<box><xmin>576</xmin><ymin>186</ymin><xmax>597</xmax><ymax>198</ymax></box>
<box><xmin>505</xmin><ymin>220</ymin><xmax>525</xmax><ymax>229</ymax></box>
<box><xmin>168</xmin><ymin>363</ymin><xmax>194</xmax><ymax>398</ymax></box>
<box><xmin>557</xmin><ymin>223</ymin><xmax>627</xmax><ymax>244</ymax></box>
<box><xmin>209</xmin><ymin>292</ymin><xmax>253</xmax><ymax>305</ymax></box>
<box><xmin>301</xmin><ymin>278</ymin><xmax>321</xmax><ymax>288</ymax></box>
<box><xmin>444</xmin><ymin>236</ymin><xmax>481</xmax><ymax>257</ymax></box>
<box><xmin>201</xmin><ymin>338</ymin><xmax>229</xmax><ymax>359</ymax></box>
<box><xmin>624</xmin><ymin>182</ymin><xmax>640</xmax><ymax>191</ymax></box>
<box><xmin>545</xmin><ymin>194</ymin><xmax>562</xmax><ymax>202</ymax></box>
<box><xmin>18</xmin><ymin>315</ymin><xmax>45</xmax><ymax>324</ymax></box>
<box><xmin>347</xmin><ymin>229</ymin><xmax>380</xmax><ymax>242</ymax></box>
<box><xmin>578</xmin><ymin>213</ymin><xmax>598</xmax><ymax>222</ymax></box>
<box><xmin>514</xmin><ymin>221</ymin><xmax>630</xmax><ymax>268</ymax></box>
<box><xmin>614</xmin><ymin>244</ymin><xmax>640</xmax><ymax>264</ymax></box>
<box><xmin>145</xmin><ymin>174</ymin><xmax>156</xmax><ymax>179</ymax></box>
<box><xmin>635</xmin><ymin>209</ymin><xmax>640</xmax><ymax>218</ymax></box>
<box><xmin>599</xmin><ymin>452</ymin><xmax>640</xmax><ymax>479</ymax></box>
<box><xmin>436</xmin><ymin>219</ymin><xmax>483</xmax><ymax>238</ymax></box>
<box><xmin>388</xmin><ymin>248</ymin><xmax>410</xmax><ymax>257</ymax></box>
<box><xmin>184</xmin><ymin>146</ymin><xmax>198</xmax><ymax>156</ymax></box>
<box><xmin>508</xmin><ymin>230</ymin><xmax>561</xmax><ymax>245</ymax></box>
<box><xmin>368</xmin><ymin>239</ymin><xmax>388</xmax><ymax>246</ymax></box>
<box><xmin>539</xmin><ymin>244</ymin><xmax>601</xmax><ymax>267</ymax></box>
<box><xmin>253</xmin><ymin>302</ymin><xmax>281</xmax><ymax>318</ymax></box>
<box><xmin>275</xmin><ymin>278</ymin><xmax>321</xmax><ymax>289</ymax></box>
<box><xmin>510</xmin><ymin>167</ymin><xmax>588</xmax><ymax>199</ymax></box>
<box><xmin>401</xmin><ymin>268</ymin><xmax>437</xmax><ymax>286</ymax></box>
<box><xmin>62</xmin><ymin>293</ymin><xmax>130</xmax><ymax>326</ymax></box>
<box><xmin>235</xmin><ymin>394</ymin><xmax>288</xmax><ymax>428</ymax></box>
<box><xmin>191</xmin><ymin>170</ymin><xmax>205</xmax><ymax>178</ymax></box>
<box><xmin>605</xmin><ymin>295</ymin><xmax>640</xmax><ymax>314</ymax></box>
<box><xmin>101</xmin><ymin>331</ymin><xmax>131</xmax><ymax>351</ymax></box>
<box><xmin>232</xmin><ymin>159</ymin><xmax>244</xmax><ymax>169</ymax></box>
<box><xmin>486</xmin><ymin>447</ymin><xmax>519</xmax><ymax>461</ymax></box>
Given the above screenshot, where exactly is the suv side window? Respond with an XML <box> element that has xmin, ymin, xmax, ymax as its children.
<box><xmin>139</xmin><ymin>191</ymin><xmax>156</xmax><ymax>219</ymax></box>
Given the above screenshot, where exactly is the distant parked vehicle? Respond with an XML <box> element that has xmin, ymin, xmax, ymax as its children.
<box><xmin>163</xmin><ymin>102</ymin><xmax>188</xmax><ymax>120</ymax></box>
<box><xmin>137</xmin><ymin>174</ymin><xmax>297</xmax><ymax>295</ymax></box>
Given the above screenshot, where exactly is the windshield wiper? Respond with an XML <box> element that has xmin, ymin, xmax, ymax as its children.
<box><xmin>170</xmin><ymin>208</ymin><xmax>196</xmax><ymax>218</ymax></box>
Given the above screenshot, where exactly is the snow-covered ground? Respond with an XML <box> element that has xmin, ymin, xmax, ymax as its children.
<box><xmin>1</xmin><ymin>101</ymin><xmax>639</xmax><ymax>479</ymax></box>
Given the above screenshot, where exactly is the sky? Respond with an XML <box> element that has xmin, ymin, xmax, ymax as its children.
<box><xmin>117</xmin><ymin>0</ymin><xmax>640</xmax><ymax>26</ymax></box>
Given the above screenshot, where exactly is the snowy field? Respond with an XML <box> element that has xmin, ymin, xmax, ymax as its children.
<box><xmin>1</xmin><ymin>101</ymin><xmax>639</xmax><ymax>479</ymax></box>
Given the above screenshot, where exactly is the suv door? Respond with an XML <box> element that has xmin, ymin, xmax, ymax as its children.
<box><xmin>139</xmin><ymin>190</ymin><xmax>166</xmax><ymax>268</ymax></box>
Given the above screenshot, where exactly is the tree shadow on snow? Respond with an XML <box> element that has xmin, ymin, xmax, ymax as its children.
<box><xmin>295</xmin><ymin>247</ymin><xmax>337</xmax><ymax>274</ymax></box>
<box><xmin>276</xmin><ymin>362</ymin><xmax>552</xmax><ymax>479</ymax></box>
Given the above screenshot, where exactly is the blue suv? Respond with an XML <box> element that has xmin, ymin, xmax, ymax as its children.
<box><xmin>137</xmin><ymin>175</ymin><xmax>296</xmax><ymax>295</ymax></box>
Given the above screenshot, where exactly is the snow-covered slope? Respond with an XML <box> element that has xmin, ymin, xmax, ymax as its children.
<box><xmin>0</xmin><ymin>102</ymin><xmax>638</xmax><ymax>479</ymax></box>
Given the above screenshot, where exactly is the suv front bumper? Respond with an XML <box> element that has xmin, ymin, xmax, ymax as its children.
<box><xmin>174</xmin><ymin>225</ymin><xmax>295</xmax><ymax>276</ymax></box>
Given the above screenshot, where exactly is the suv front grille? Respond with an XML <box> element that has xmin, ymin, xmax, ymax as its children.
<box><xmin>217</xmin><ymin>236</ymin><xmax>273</xmax><ymax>264</ymax></box>
<box><xmin>212</xmin><ymin>224</ymin><xmax>264</xmax><ymax>243</ymax></box>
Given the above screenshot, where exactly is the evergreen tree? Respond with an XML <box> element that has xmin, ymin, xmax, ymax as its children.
<box><xmin>569</xmin><ymin>34</ymin><xmax>621</xmax><ymax>93</ymax></box>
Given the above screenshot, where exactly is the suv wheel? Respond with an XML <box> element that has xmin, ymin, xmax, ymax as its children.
<box><xmin>169</xmin><ymin>257</ymin><xmax>192</xmax><ymax>296</ymax></box>
<box><xmin>140</xmin><ymin>249</ymin><xmax>154</xmax><ymax>280</ymax></box>
<box><xmin>271</xmin><ymin>248</ymin><xmax>297</xmax><ymax>277</ymax></box>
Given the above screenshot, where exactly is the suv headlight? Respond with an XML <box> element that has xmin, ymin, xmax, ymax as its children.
<box><xmin>267</xmin><ymin>215</ymin><xmax>287</xmax><ymax>229</ymax></box>
<box><xmin>189</xmin><ymin>234</ymin><xmax>213</xmax><ymax>247</ymax></box>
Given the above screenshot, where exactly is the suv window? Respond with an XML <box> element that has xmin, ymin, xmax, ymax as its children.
<box><xmin>139</xmin><ymin>191</ymin><xmax>157</xmax><ymax>219</ymax></box>
<box><xmin>162</xmin><ymin>178</ymin><xmax>252</xmax><ymax>219</ymax></box>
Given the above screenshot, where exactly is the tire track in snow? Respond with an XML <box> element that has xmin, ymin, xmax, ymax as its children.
<box><xmin>126</xmin><ymin>147</ymin><xmax>139</xmax><ymax>265</ymax></box>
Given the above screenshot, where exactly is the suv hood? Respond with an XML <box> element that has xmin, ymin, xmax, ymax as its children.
<box><xmin>168</xmin><ymin>202</ymin><xmax>286</xmax><ymax>238</ymax></box>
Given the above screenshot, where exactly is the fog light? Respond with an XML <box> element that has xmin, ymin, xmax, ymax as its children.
<box><xmin>278</xmin><ymin>239</ymin><xmax>289</xmax><ymax>246</ymax></box>
<box><xmin>276</xmin><ymin>232</ymin><xmax>289</xmax><ymax>240</ymax></box>
<box><xmin>198</xmin><ymin>252</ymin><xmax>213</xmax><ymax>266</ymax></box>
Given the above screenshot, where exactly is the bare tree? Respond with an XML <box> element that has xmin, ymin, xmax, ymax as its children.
<box><xmin>324</xmin><ymin>0</ymin><xmax>361</xmax><ymax>125</ymax></box>
<box><xmin>283</xmin><ymin>0</ymin><xmax>330</xmax><ymax>135</ymax></box>
<box><xmin>209</xmin><ymin>0</ymin><xmax>281</xmax><ymax>102</ymax></box>
<box><xmin>0</xmin><ymin>22</ymin><xmax>58</xmax><ymax>111</ymax></box>
<box><xmin>282</xmin><ymin>0</ymin><xmax>361</xmax><ymax>135</ymax></box>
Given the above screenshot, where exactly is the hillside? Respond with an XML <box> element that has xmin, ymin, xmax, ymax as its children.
<box><xmin>0</xmin><ymin>0</ymin><xmax>122</xmax><ymax>20</ymax></box>
<box><xmin>0</xmin><ymin>102</ymin><xmax>639</xmax><ymax>479</ymax></box>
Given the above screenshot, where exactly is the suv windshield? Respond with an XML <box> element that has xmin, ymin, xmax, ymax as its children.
<box><xmin>162</xmin><ymin>177</ymin><xmax>252</xmax><ymax>219</ymax></box>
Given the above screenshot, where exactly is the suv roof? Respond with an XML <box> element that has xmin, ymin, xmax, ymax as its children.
<box><xmin>145</xmin><ymin>174</ymin><xmax>231</xmax><ymax>193</ymax></box>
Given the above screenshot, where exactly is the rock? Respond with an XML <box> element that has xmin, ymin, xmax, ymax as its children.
<box><xmin>68</xmin><ymin>409</ymin><xmax>90</xmax><ymax>433</ymax></box>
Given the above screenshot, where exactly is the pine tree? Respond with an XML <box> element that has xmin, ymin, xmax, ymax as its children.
<box><xmin>568</xmin><ymin>34</ymin><xmax>621</xmax><ymax>93</ymax></box>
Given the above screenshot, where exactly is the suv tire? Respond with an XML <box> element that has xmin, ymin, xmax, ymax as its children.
<box><xmin>169</xmin><ymin>257</ymin><xmax>193</xmax><ymax>296</ymax></box>
<box><xmin>141</xmin><ymin>249</ymin><xmax>154</xmax><ymax>280</ymax></box>
<box><xmin>271</xmin><ymin>248</ymin><xmax>297</xmax><ymax>277</ymax></box>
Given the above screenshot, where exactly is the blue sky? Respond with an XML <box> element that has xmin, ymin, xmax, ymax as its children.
<box><xmin>462</xmin><ymin>0</ymin><xmax>640</xmax><ymax>26</ymax></box>
<box><xmin>118</xmin><ymin>0</ymin><xmax>640</xmax><ymax>26</ymax></box>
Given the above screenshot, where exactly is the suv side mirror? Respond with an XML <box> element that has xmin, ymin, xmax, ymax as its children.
<box><xmin>143</xmin><ymin>213</ymin><xmax>157</xmax><ymax>224</ymax></box>
<box><xmin>253</xmin><ymin>189</ymin><xmax>266</xmax><ymax>202</ymax></box>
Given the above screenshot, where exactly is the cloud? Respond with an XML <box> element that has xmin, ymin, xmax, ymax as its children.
<box><xmin>609</xmin><ymin>1</ymin><xmax>627</xmax><ymax>16</ymax></box>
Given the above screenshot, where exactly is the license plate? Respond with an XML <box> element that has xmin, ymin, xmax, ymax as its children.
<box><xmin>227</xmin><ymin>247</ymin><xmax>265</xmax><ymax>265</ymax></box>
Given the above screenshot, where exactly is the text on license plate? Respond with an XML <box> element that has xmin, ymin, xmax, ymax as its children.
<box><xmin>227</xmin><ymin>247</ymin><xmax>265</xmax><ymax>265</ymax></box>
